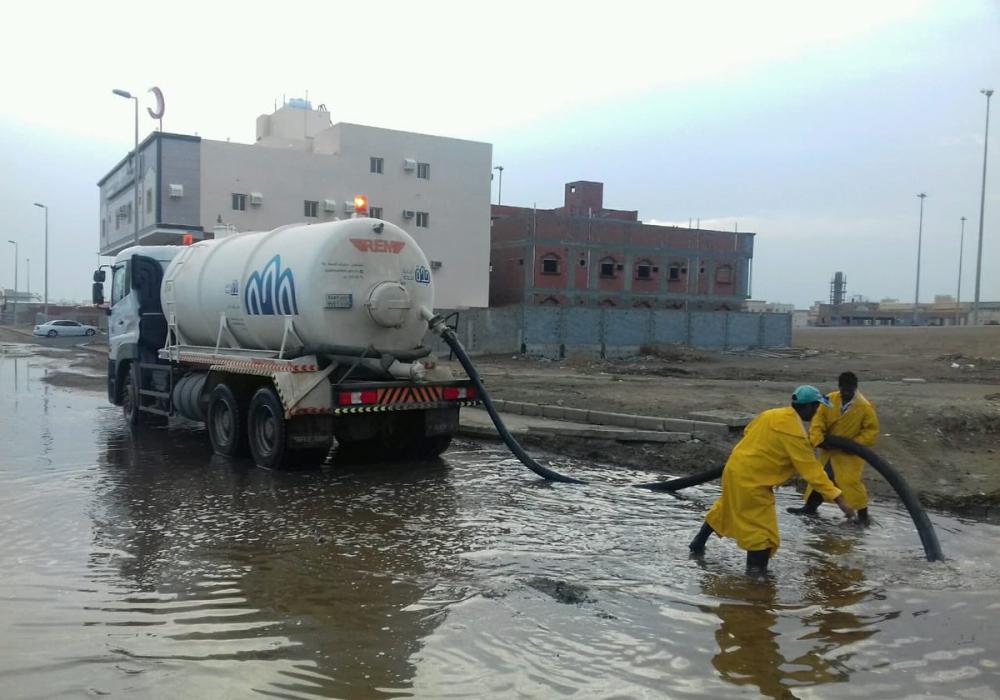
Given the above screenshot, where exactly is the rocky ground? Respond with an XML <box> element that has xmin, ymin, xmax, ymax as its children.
<box><xmin>470</xmin><ymin>326</ymin><xmax>1000</xmax><ymax>519</ymax></box>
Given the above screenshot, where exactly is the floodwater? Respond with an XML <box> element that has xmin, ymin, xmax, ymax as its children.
<box><xmin>2</xmin><ymin>348</ymin><xmax>1000</xmax><ymax>699</ymax></box>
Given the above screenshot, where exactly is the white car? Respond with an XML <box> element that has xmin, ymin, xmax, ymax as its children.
<box><xmin>33</xmin><ymin>320</ymin><xmax>99</xmax><ymax>337</ymax></box>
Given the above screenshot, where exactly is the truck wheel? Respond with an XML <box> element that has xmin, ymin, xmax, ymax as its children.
<box><xmin>248</xmin><ymin>386</ymin><xmax>289</xmax><ymax>469</ymax></box>
<box><xmin>122</xmin><ymin>363</ymin><xmax>140</xmax><ymax>428</ymax></box>
<box><xmin>207</xmin><ymin>384</ymin><xmax>249</xmax><ymax>457</ymax></box>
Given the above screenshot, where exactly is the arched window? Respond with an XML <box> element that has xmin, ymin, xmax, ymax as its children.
<box><xmin>635</xmin><ymin>259</ymin><xmax>653</xmax><ymax>280</ymax></box>
<box><xmin>541</xmin><ymin>253</ymin><xmax>561</xmax><ymax>275</ymax></box>
<box><xmin>599</xmin><ymin>298</ymin><xmax>616</xmax><ymax>307</ymax></box>
<box><xmin>540</xmin><ymin>295</ymin><xmax>560</xmax><ymax>305</ymax></box>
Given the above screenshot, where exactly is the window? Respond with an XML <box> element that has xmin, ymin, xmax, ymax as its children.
<box><xmin>416</xmin><ymin>211</ymin><xmax>429</xmax><ymax>228</ymax></box>
<box><xmin>417</xmin><ymin>162</ymin><xmax>430</xmax><ymax>179</ymax></box>
<box><xmin>232</xmin><ymin>193</ymin><xmax>247</xmax><ymax>211</ymax></box>
<box><xmin>304</xmin><ymin>200</ymin><xmax>318</xmax><ymax>217</ymax></box>
<box><xmin>541</xmin><ymin>256</ymin><xmax>560</xmax><ymax>274</ymax></box>
<box><xmin>370</xmin><ymin>157</ymin><xmax>384</xmax><ymax>174</ymax></box>
<box><xmin>110</xmin><ymin>263</ymin><xmax>130</xmax><ymax>305</ymax></box>
<box><xmin>146</xmin><ymin>188</ymin><xmax>153</xmax><ymax>213</ymax></box>
<box><xmin>369</xmin><ymin>206</ymin><xmax>383</xmax><ymax>220</ymax></box>
<box><xmin>716</xmin><ymin>265</ymin><xmax>733</xmax><ymax>283</ymax></box>
<box><xmin>600</xmin><ymin>258</ymin><xmax>616</xmax><ymax>278</ymax></box>
<box><xmin>579</xmin><ymin>258</ymin><xmax>586</xmax><ymax>266</ymax></box>
<box><xmin>636</xmin><ymin>261</ymin><xmax>652</xmax><ymax>280</ymax></box>
<box><xmin>668</xmin><ymin>265</ymin><xmax>681</xmax><ymax>281</ymax></box>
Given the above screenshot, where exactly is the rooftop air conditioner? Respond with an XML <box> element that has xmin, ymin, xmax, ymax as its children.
<box><xmin>403</xmin><ymin>158</ymin><xmax>416</xmax><ymax>171</ymax></box>
<box><xmin>402</xmin><ymin>209</ymin><xmax>415</xmax><ymax>219</ymax></box>
<box><xmin>323</xmin><ymin>199</ymin><xmax>338</xmax><ymax>212</ymax></box>
<box><xmin>342</xmin><ymin>200</ymin><xmax>357</xmax><ymax>214</ymax></box>
<box><xmin>249</xmin><ymin>192</ymin><xmax>263</xmax><ymax>206</ymax></box>
<box><xmin>168</xmin><ymin>184</ymin><xmax>184</xmax><ymax>198</ymax></box>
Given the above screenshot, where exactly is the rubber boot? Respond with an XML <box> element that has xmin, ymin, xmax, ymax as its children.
<box><xmin>787</xmin><ymin>490</ymin><xmax>824</xmax><ymax>516</ymax></box>
<box><xmin>745</xmin><ymin>548</ymin><xmax>771</xmax><ymax>578</ymax></box>
<box><xmin>857</xmin><ymin>507</ymin><xmax>870</xmax><ymax>527</ymax></box>
<box><xmin>688</xmin><ymin>522</ymin><xmax>715</xmax><ymax>556</ymax></box>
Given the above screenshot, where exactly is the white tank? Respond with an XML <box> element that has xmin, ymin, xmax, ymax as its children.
<box><xmin>161</xmin><ymin>218</ymin><xmax>434</xmax><ymax>355</ymax></box>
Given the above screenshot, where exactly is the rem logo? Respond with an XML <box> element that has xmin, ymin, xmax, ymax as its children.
<box><xmin>244</xmin><ymin>255</ymin><xmax>299</xmax><ymax>315</ymax></box>
<box><xmin>414</xmin><ymin>265</ymin><xmax>430</xmax><ymax>284</ymax></box>
<box><xmin>351</xmin><ymin>238</ymin><xmax>405</xmax><ymax>254</ymax></box>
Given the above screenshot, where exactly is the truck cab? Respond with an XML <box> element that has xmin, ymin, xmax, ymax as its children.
<box><xmin>101</xmin><ymin>246</ymin><xmax>182</xmax><ymax>408</ymax></box>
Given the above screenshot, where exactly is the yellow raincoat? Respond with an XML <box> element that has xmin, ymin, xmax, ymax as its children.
<box><xmin>804</xmin><ymin>390</ymin><xmax>880</xmax><ymax>510</ymax></box>
<box><xmin>705</xmin><ymin>407</ymin><xmax>841</xmax><ymax>553</ymax></box>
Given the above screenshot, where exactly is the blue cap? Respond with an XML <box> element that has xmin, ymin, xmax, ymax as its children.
<box><xmin>792</xmin><ymin>385</ymin><xmax>831</xmax><ymax>407</ymax></box>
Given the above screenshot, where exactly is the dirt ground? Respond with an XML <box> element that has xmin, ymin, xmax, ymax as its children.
<box><xmin>469</xmin><ymin>326</ymin><xmax>1000</xmax><ymax>519</ymax></box>
<box><xmin>5</xmin><ymin>325</ymin><xmax>999</xmax><ymax>518</ymax></box>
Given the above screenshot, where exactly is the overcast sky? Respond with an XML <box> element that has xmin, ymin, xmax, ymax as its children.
<box><xmin>1</xmin><ymin>0</ymin><xmax>997</xmax><ymax>306</ymax></box>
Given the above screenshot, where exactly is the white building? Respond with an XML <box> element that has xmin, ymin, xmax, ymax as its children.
<box><xmin>97</xmin><ymin>99</ymin><xmax>492</xmax><ymax>308</ymax></box>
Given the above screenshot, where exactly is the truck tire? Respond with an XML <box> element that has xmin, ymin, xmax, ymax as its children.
<box><xmin>122</xmin><ymin>363</ymin><xmax>140</xmax><ymax>428</ymax></box>
<box><xmin>207</xmin><ymin>383</ymin><xmax>249</xmax><ymax>457</ymax></box>
<box><xmin>248</xmin><ymin>386</ymin><xmax>290</xmax><ymax>469</ymax></box>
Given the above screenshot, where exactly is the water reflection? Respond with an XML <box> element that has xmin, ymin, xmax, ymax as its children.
<box><xmin>93</xmin><ymin>427</ymin><xmax>461</xmax><ymax>698</ymax></box>
<box><xmin>700</xmin><ymin>532</ymin><xmax>887</xmax><ymax>699</ymax></box>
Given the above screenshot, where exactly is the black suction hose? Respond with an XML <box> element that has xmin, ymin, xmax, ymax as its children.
<box><xmin>633</xmin><ymin>436</ymin><xmax>945</xmax><ymax>562</ymax></box>
<box><xmin>634</xmin><ymin>466</ymin><xmax>724</xmax><ymax>492</ymax></box>
<box><xmin>821</xmin><ymin>435</ymin><xmax>944</xmax><ymax>562</ymax></box>
<box><xmin>427</xmin><ymin>315</ymin><xmax>584</xmax><ymax>484</ymax></box>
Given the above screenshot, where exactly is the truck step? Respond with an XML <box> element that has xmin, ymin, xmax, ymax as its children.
<box><xmin>139</xmin><ymin>389</ymin><xmax>171</xmax><ymax>398</ymax></box>
<box><xmin>139</xmin><ymin>405</ymin><xmax>171</xmax><ymax>416</ymax></box>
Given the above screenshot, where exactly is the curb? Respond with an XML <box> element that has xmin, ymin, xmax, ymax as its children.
<box><xmin>487</xmin><ymin>399</ymin><xmax>730</xmax><ymax>435</ymax></box>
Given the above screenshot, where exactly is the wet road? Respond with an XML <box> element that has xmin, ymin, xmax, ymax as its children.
<box><xmin>2</xmin><ymin>347</ymin><xmax>1000</xmax><ymax>699</ymax></box>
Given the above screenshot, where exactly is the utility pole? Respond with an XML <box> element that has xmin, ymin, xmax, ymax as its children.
<box><xmin>113</xmin><ymin>89</ymin><xmax>141</xmax><ymax>246</ymax></box>
<box><xmin>973</xmin><ymin>89</ymin><xmax>993</xmax><ymax>326</ymax></box>
<box><xmin>913</xmin><ymin>193</ymin><xmax>926</xmax><ymax>325</ymax></box>
<box><xmin>957</xmin><ymin>216</ymin><xmax>966</xmax><ymax>324</ymax></box>
<box><xmin>493</xmin><ymin>165</ymin><xmax>504</xmax><ymax>206</ymax></box>
<box><xmin>33</xmin><ymin>203</ymin><xmax>48</xmax><ymax>318</ymax></box>
<box><xmin>7</xmin><ymin>240</ymin><xmax>17</xmax><ymax>324</ymax></box>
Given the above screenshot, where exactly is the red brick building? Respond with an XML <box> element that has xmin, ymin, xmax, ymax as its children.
<box><xmin>490</xmin><ymin>181</ymin><xmax>754</xmax><ymax>309</ymax></box>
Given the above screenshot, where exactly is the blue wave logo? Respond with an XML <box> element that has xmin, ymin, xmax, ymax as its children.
<box><xmin>244</xmin><ymin>255</ymin><xmax>299</xmax><ymax>315</ymax></box>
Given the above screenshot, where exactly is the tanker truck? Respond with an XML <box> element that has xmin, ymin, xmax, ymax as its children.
<box><xmin>93</xmin><ymin>211</ymin><xmax>477</xmax><ymax>469</ymax></box>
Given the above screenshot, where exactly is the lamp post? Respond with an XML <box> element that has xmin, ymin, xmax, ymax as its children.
<box><xmin>33</xmin><ymin>202</ymin><xmax>48</xmax><ymax>319</ymax></box>
<box><xmin>7</xmin><ymin>240</ymin><xmax>17</xmax><ymax>324</ymax></box>
<box><xmin>493</xmin><ymin>165</ymin><xmax>504</xmax><ymax>206</ymax></box>
<box><xmin>26</xmin><ymin>257</ymin><xmax>30</xmax><ymax>297</ymax></box>
<box><xmin>973</xmin><ymin>89</ymin><xmax>993</xmax><ymax>326</ymax></box>
<box><xmin>113</xmin><ymin>88</ymin><xmax>140</xmax><ymax>247</ymax></box>
<box><xmin>913</xmin><ymin>193</ymin><xmax>926</xmax><ymax>325</ymax></box>
<box><xmin>957</xmin><ymin>216</ymin><xmax>967</xmax><ymax>324</ymax></box>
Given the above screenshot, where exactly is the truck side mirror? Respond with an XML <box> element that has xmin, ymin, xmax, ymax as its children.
<box><xmin>92</xmin><ymin>282</ymin><xmax>105</xmax><ymax>306</ymax></box>
<box><xmin>93</xmin><ymin>269</ymin><xmax>106</xmax><ymax>283</ymax></box>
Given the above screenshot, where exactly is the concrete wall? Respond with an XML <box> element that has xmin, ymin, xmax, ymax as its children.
<box><xmin>426</xmin><ymin>305</ymin><xmax>791</xmax><ymax>358</ymax></box>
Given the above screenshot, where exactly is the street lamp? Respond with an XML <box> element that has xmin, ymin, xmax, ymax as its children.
<box><xmin>913</xmin><ymin>193</ymin><xmax>926</xmax><ymax>325</ymax></box>
<box><xmin>7</xmin><ymin>240</ymin><xmax>17</xmax><ymax>324</ymax></box>
<box><xmin>973</xmin><ymin>88</ymin><xmax>993</xmax><ymax>326</ymax></box>
<box><xmin>493</xmin><ymin>165</ymin><xmax>504</xmax><ymax>206</ymax></box>
<box><xmin>113</xmin><ymin>88</ymin><xmax>140</xmax><ymax>247</ymax></box>
<box><xmin>33</xmin><ymin>202</ymin><xmax>48</xmax><ymax>319</ymax></box>
<box><xmin>957</xmin><ymin>216</ymin><xmax>967</xmax><ymax>324</ymax></box>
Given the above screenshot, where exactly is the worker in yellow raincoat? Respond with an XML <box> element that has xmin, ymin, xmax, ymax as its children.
<box><xmin>689</xmin><ymin>385</ymin><xmax>856</xmax><ymax>576</ymax></box>
<box><xmin>788</xmin><ymin>371</ymin><xmax>880</xmax><ymax>526</ymax></box>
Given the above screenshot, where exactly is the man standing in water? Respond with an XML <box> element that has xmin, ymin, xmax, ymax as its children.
<box><xmin>688</xmin><ymin>386</ymin><xmax>856</xmax><ymax>577</ymax></box>
<box><xmin>788</xmin><ymin>371</ymin><xmax>880</xmax><ymax>526</ymax></box>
